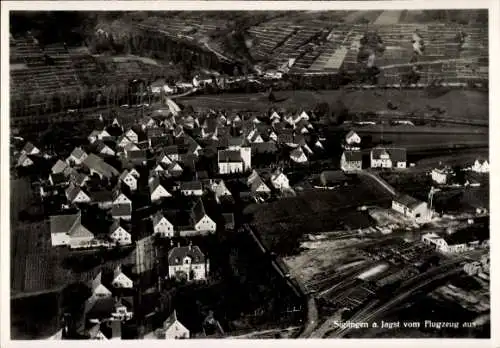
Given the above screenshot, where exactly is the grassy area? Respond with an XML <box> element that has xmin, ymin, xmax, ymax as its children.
<box><xmin>10</xmin><ymin>178</ymin><xmax>33</xmax><ymax>224</ymax></box>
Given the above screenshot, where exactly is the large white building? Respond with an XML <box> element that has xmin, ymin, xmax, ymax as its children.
<box><xmin>392</xmin><ymin>194</ymin><xmax>430</xmax><ymax>222</ymax></box>
<box><xmin>370</xmin><ymin>147</ymin><xmax>407</xmax><ymax>169</ymax></box>
<box><xmin>168</xmin><ymin>244</ymin><xmax>209</xmax><ymax>281</ymax></box>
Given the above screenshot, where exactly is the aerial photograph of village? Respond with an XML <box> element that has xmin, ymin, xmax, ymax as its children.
<box><xmin>8</xmin><ymin>9</ymin><xmax>489</xmax><ymax>340</ymax></box>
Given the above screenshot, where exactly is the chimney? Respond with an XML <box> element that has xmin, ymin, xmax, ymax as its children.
<box><xmin>189</xmin><ymin>240</ymin><xmax>192</xmax><ymax>250</ymax></box>
<box><xmin>170</xmin><ymin>240</ymin><xmax>174</xmax><ymax>247</ymax></box>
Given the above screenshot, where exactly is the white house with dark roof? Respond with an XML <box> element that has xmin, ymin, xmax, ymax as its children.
<box><xmin>21</xmin><ymin>142</ymin><xmax>40</xmax><ymax>155</ymax></box>
<box><xmin>190</xmin><ymin>199</ymin><xmax>216</xmax><ymax>234</ymax></box>
<box><xmin>168</xmin><ymin>244</ymin><xmax>209</xmax><ymax>281</ymax></box>
<box><xmin>218</xmin><ymin>149</ymin><xmax>244</xmax><ymax>174</ymax></box>
<box><xmin>370</xmin><ymin>147</ymin><xmax>407</xmax><ymax>169</ymax></box>
<box><xmin>117</xmin><ymin>135</ymin><xmax>135</xmax><ymax>149</ymax></box>
<box><xmin>270</xmin><ymin>169</ymin><xmax>290</xmax><ymax>190</ymax></box>
<box><xmin>51</xmin><ymin>159</ymin><xmax>70</xmax><ymax>175</ymax></box>
<box><xmin>88</xmin><ymin>129</ymin><xmax>111</xmax><ymax>144</ymax></box>
<box><xmin>211</xmin><ymin>180</ymin><xmax>232</xmax><ymax>203</ymax></box>
<box><xmin>149</xmin><ymin>176</ymin><xmax>172</xmax><ymax>202</ymax></box>
<box><xmin>392</xmin><ymin>194</ymin><xmax>430</xmax><ymax>222</ymax></box>
<box><xmin>50</xmin><ymin>211</ymin><xmax>95</xmax><ymax>247</ymax></box>
<box><xmin>152</xmin><ymin>211</ymin><xmax>175</xmax><ymax>237</ymax></box>
<box><xmin>83</xmin><ymin>154</ymin><xmax>119</xmax><ymax>179</ymax></box>
<box><xmin>345</xmin><ymin>130</ymin><xmax>361</xmax><ymax>147</ymax></box>
<box><xmin>66</xmin><ymin>184</ymin><xmax>91</xmax><ymax>204</ymax></box>
<box><xmin>16</xmin><ymin>153</ymin><xmax>34</xmax><ymax>167</ymax></box>
<box><xmin>124</xmin><ymin>129</ymin><xmax>139</xmax><ymax>143</ymax></box>
<box><xmin>290</xmin><ymin>147</ymin><xmax>308</xmax><ymax>163</ymax></box>
<box><xmin>111</xmin><ymin>265</ymin><xmax>133</xmax><ymax>289</ymax></box>
<box><xmin>340</xmin><ymin>150</ymin><xmax>362</xmax><ymax>172</ymax></box>
<box><xmin>119</xmin><ymin>170</ymin><xmax>138</xmax><ymax>191</ymax></box>
<box><xmin>248</xmin><ymin>170</ymin><xmax>271</xmax><ymax>194</ymax></box>
<box><xmin>95</xmin><ymin>141</ymin><xmax>116</xmax><ymax>157</ymax></box>
<box><xmin>180</xmin><ymin>181</ymin><xmax>203</xmax><ymax>196</ymax></box>
<box><xmin>109</xmin><ymin>220</ymin><xmax>132</xmax><ymax>245</ymax></box>
<box><xmin>163</xmin><ymin>310</ymin><xmax>190</xmax><ymax>339</ymax></box>
<box><xmin>67</xmin><ymin>147</ymin><xmax>88</xmax><ymax>165</ymax></box>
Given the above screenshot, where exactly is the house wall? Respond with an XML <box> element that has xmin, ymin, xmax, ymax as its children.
<box><xmin>272</xmin><ymin>175</ymin><xmax>289</xmax><ymax>189</ymax></box>
<box><xmin>112</xmin><ymin>274</ymin><xmax>133</xmax><ymax>288</ymax></box>
<box><xmin>410</xmin><ymin>202</ymin><xmax>429</xmax><ymax>219</ymax></box>
<box><xmin>154</xmin><ymin>219</ymin><xmax>174</xmax><ymax>237</ymax></box>
<box><xmin>346</xmin><ymin>133</ymin><xmax>361</xmax><ymax>144</ymax></box>
<box><xmin>165</xmin><ymin>323</ymin><xmax>189</xmax><ymax>339</ymax></box>
<box><xmin>431</xmin><ymin>171</ymin><xmax>447</xmax><ymax>184</ymax></box>
<box><xmin>114</xmin><ymin>194</ymin><xmax>132</xmax><ymax>206</ymax></box>
<box><xmin>123</xmin><ymin>176</ymin><xmax>137</xmax><ymax>191</ymax></box>
<box><xmin>291</xmin><ymin>152</ymin><xmax>307</xmax><ymax>163</ymax></box>
<box><xmin>93</xmin><ymin>284</ymin><xmax>112</xmax><ymax>298</ymax></box>
<box><xmin>101</xmin><ymin>147</ymin><xmax>115</xmax><ymax>156</ymax></box>
<box><xmin>391</xmin><ymin>201</ymin><xmax>406</xmax><ymax>215</ymax></box>
<box><xmin>97</xmin><ymin>201</ymin><xmax>113</xmax><ymax>210</ymax></box>
<box><xmin>371</xmin><ymin>158</ymin><xmax>392</xmax><ymax>168</ymax></box>
<box><xmin>168</xmin><ymin>262</ymin><xmax>207</xmax><ymax>281</ymax></box>
<box><xmin>51</xmin><ymin>232</ymin><xmax>70</xmax><ymax>246</ymax></box>
<box><xmin>240</xmin><ymin>147</ymin><xmax>252</xmax><ymax>171</ymax></box>
<box><xmin>181</xmin><ymin>189</ymin><xmax>203</xmax><ymax>196</ymax></box>
<box><xmin>396</xmin><ymin>161</ymin><xmax>406</xmax><ymax>169</ymax></box>
<box><xmin>341</xmin><ymin>157</ymin><xmax>362</xmax><ymax>172</ymax></box>
<box><xmin>151</xmin><ymin>187</ymin><xmax>171</xmax><ymax>202</ymax></box>
<box><xmin>111</xmin><ymin>227</ymin><xmax>132</xmax><ymax>245</ymax></box>
<box><xmin>218</xmin><ymin>162</ymin><xmax>243</xmax><ymax>174</ymax></box>
<box><xmin>195</xmin><ymin>216</ymin><xmax>216</xmax><ymax>232</ymax></box>
<box><xmin>73</xmin><ymin>191</ymin><xmax>91</xmax><ymax>204</ymax></box>
<box><xmin>125</xmin><ymin>132</ymin><xmax>138</xmax><ymax>143</ymax></box>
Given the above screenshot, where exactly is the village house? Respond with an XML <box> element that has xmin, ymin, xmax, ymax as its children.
<box><xmin>88</xmin><ymin>190</ymin><xmax>113</xmax><ymax>209</ymax></box>
<box><xmin>51</xmin><ymin>159</ymin><xmax>70</xmax><ymax>175</ymax></box>
<box><xmin>119</xmin><ymin>169</ymin><xmax>138</xmax><ymax>191</ymax></box>
<box><xmin>431</xmin><ymin>167</ymin><xmax>454</xmax><ymax>185</ymax></box>
<box><xmin>50</xmin><ymin>211</ymin><xmax>95</xmax><ymax>248</ymax></box>
<box><xmin>163</xmin><ymin>311</ymin><xmax>190</xmax><ymax>339</ymax></box>
<box><xmin>270</xmin><ymin>168</ymin><xmax>290</xmax><ymax>190</ymax></box>
<box><xmin>246</xmin><ymin>128</ymin><xmax>264</xmax><ymax>144</ymax></box>
<box><xmin>49</xmin><ymin>172</ymin><xmax>69</xmax><ymax>187</ymax></box>
<box><xmin>149</xmin><ymin>176</ymin><xmax>172</xmax><ymax>202</ymax></box>
<box><xmin>370</xmin><ymin>147</ymin><xmax>407</xmax><ymax>169</ymax></box>
<box><xmin>112</xmin><ymin>204</ymin><xmax>132</xmax><ymax>221</ymax></box>
<box><xmin>191</xmin><ymin>199</ymin><xmax>216</xmax><ymax>234</ymax></box>
<box><xmin>111</xmin><ymin>265</ymin><xmax>134</xmax><ymax>289</ymax></box>
<box><xmin>470</xmin><ymin>159</ymin><xmax>489</xmax><ymax>173</ymax></box>
<box><xmin>180</xmin><ymin>181</ymin><xmax>203</xmax><ymax>196</ymax></box>
<box><xmin>83</xmin><ymin>154</ymin><xmax>120</xmax><ymax>180</ymax></box>
<box><xmin>121</xmin><ymin>142</ymin><xmax>140</xmax><ymax>153</ymax></box>
<box><xmin>125</xmin><ymin>150</ymin><xmax>148</xmax><ymax>166</ymax></box>
<box><xmin>112</xmin><ymin>190</ymin><xmax>132</xmax><ymax>210</ymax></box>
<box><xmin>66</xmin><ymin>184</ymin><xmax>91</xmax><ymax>204</ymax></box>
<box><xmin>218</xmin><ymin>149</ymin><xmax>244</xmax><ymax>174</ymax></box>
<box><xmin>165</xmin><ymin>162</ymin><xmax>184</xmax><ymax>178</ymax></box>
<box><xmin>21</xmin><ymin>142</ymin><xmax>41</xmax><ymax>156</ymax></box>
<box><xmin>344</xmin><ymin>130</ymin><xmax>361</xmax><ymax>150</ymax></box>
<box><xmin>340</xmin><ymin>150</ymin><xmax>362</xmax><ymax>172</ymax></box>
<box><xmin>16</xmin><ymin>153</ymin><xmax>35</xmax><ymax>167</ymax></box>
<box><xmin>69</xmin><ymin>169</ymin><xmax>90</xmax><ymax>187</ymax></box>
<box><xmin>168</xmin><ymin>243</ymin><xmax>209</xmax><ymax>282</ymax></box>
<box><xmin>392</xmin><ymin>194</ymin><xmax>430</xmax><ymax>222</ymax></box>
<box><xmin>124</xmin><ymin>129</ymin><xmax>139</xmax><ymax>144</ymax></box>
<box><xmin>222</xmin><ymin>213</ymin><xmax>235</xmax><ymax>231</ymax></box>
<box><xmin>88</xmin><ymin>271</ymin><xmax>113</xmax><ymax>301</ymax></box>
<box><xmin>109</xmin><ymin>220</ymin><xmax>132</xmax><ymax>245</ymax></box>
<box><xmin>95</xmin><ymin>141</ymin><xmax>116</xmax><ymax>157</ymax></box>
<box><xmin>211</xmin><ymin>179</ymin><xmax>233</xmax><ymax>204</ymax></box>
<box><xmin>248</xmin><ymin>170</ymin><xmax>271</xmax><ymax>195</ymax></box>
<box><xmin>319</xmin><ymin>170</ymin><xmax>350</xmax><ymax>187</ymax></box>
<box><xmin>290</xmin><ymin>147</ymin><xmax>308</xmax><ymax>163</ymax></box>
<box><xmin>88</xmin><ymin>129</ymin><xmax>112</xmax><ymax>144</ymax></box>
<box><xmin>422</xmin><ymin>232</ymin><xmax>468</xmax><ymax>254</ymax></box>
<box><xmin>152</xmin><ymin>211</ymin><xmax>175</xmax><ymax>238</ymax></box>
<box><xmin>116</xmin><ymin>135</ymin><xmax>134</xmax><ymax>149</ymax></box>
<box><xmin>67</xmin><ymin>147</ymin><xmax>88</xmax><ymax>166</ymax></box>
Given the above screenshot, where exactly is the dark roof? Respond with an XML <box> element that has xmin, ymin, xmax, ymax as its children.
<box><xmin>222</xmin><ymin>213</ymin><xmax>235</xmax><ymax>229</ymax></box>
<box><xmin>50</xmin><ymin>172</ymin><xmax>67</xmax><ymax>185</ymax></box>
<box><xmin>83</xmin><ymin>154</ymin><xmax>119</xmax><ymax>178</ymax></box>
<box><xmin>444</xmin><ymin>221</ymin><xmax>489</xmax><ymax>245</ymax></box>
<box><xmin>218</xmin><ymin>150</ymin><xmax>242</xmax><ymax>163</ymax></box>
<box><xmin>393</xmin><ymin>194</ymin><xmax>423</xmax><ymax>209</ymax></box>
<box><xmin>180</xmin><ymin>181</ymin><xmax>202</xmax><ymax>191</ymax></box>
<box><xmin>112</xmin><ymin>204</ymin><xmax>132</xmax><ymax>217</ymax></box>
<box><xmin>50</xmin><ymin>212</ymin><xmax>80</xmax><ymax>234</ymax></box>
<box><xmin>343</xmin><ymin>150</ymin><xmax>362</xmax><ymax>162</ymax></box>
<box><xmin>167</xmin><ymin>246</ymin><xmax>205</xmax><ymax>266</ymax></box>
<box><xmin>190</xmin><ymin>198</ymin><xmax>206</xmax><ymax>223</ymax></box>
<box><xmin>371</xmin><ymin>147</ymin><xmax>407</xmax><ymax>162</ymax></box>
<box><xmin>320</xmin><ymin>170</ymin><xmax>349</xmax><ymax>184</ymax></box>
<box><xmin>91</xmin><ymin>190</ymin><xmax>113</xmax><ymax>203</ymax></box>
<box><xmin>127</xmin><ymin>150</ymin><xmax>147</xmax><ymax>160</ymax></box>
<box><xmin>251</xmin><ymin>142</ymin><xmax>278</xmax><ymax>154</ymax></box>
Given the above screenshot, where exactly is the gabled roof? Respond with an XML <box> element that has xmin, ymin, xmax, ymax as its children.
<box><xmin>66</xmin><ymin>184</ymin><xmax>87</xmax><ymax>202</ymax></box>
<box><xmin>83</xmin><ymin>154</ymin><xmax>119</xmax><ymax>178</ymax></box>
<box><xmin>218</xmin><ymin>149</ymin><xmax>242</xmax><ymax>163</ymax></box>
<box><xmin>69</xmin><ymin>170</ymin><xmax>89</xmax><ymax>187</ymax></box>
<box><xmin>22</xmin><ymin>142</ymin><xmax>37</xmax><ymax>153</ymax></box>
<box><xmin>110</xmin><ymin>219</ymin><xmax>130</xmax><ymax>234</ymax></box>
<box><xmin>70</xmin><ymin>147</ymin><xmax>87</xmax><ymax>160</ymax></box>
<box><xmin>148</xmin><ymin>175</ymin><xmax>163</xmax><ymax>192</ymax></box>
<box><xmin>112</xmin><ymin>204</ymin><xmax>132</xmax><ymax>217</ymax></box>
<box><xmin>190</xmin><ymin>198</ymin><xmax>207</xmax><ymax>224</ymax></box>
<box><xmin>52</xmin><ymin>159</ymin><xmax>69</xmax><ymax>174</ymax></box>
<box><xmin>152</xmin><ymin>211</ymin><xmax>172</xmax><ymax>226</ymax></box>
<box><xmin>343</xmin><ymin>150</ymin><xmax>362</xmax><ymax>162</ymax></box>
<box><xmin>17</xmin><ymin>153</ymin><xmax>33</xmax><ymax>166</ymax></box>
<box><xmin>168</xmin><ymin>246</ymin><xmax>205</xmax><ymax>266</ymax></box>
<box><xmin>119</xmin><ymin>169</ymin><xmax>137</xmax><ymax>182</ymax></box>
<box><xmin>180</xmin><ymin>181</ymin><xmax>202</xmax><ymax>191</ymax></box>
<box><xmin>393</xmin><ymin>194</ymin><xmax>424</xmax><ymax>209</ymax></box>
<box><xmin>91</xmin><ymin>190</ymin><xmax>114</xmax><ymax>203</ymax></box>
<box><xmin>371</xmin><ymin>147</ymin><xmax>407</xmax><ymax>162</ymax></box>
<box><xmin>50</xmin><ymin>212</ymin><xmax>81</xmax><ymax>234</ymax></box>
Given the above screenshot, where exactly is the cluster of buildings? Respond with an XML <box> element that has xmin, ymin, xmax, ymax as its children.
<box><xmin>340</xmin><ymin>130</ymin><xmax>407</xmax><ymax>172</ymax></box>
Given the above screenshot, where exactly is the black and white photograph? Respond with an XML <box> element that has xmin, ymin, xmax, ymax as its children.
<box><xmin>3</xmin><ymin>3</ymin><xmax>494</xmax><ymax>343</ymax></box>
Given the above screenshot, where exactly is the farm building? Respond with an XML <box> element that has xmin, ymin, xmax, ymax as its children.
<box><xmin>392</xmin><ymin>194</ymin><xmax>430</xmax><ymax>222</ymax></box>
<box><xmin>167</xmin><ymin>244</ymin><xmax>209</xmax><ymax>282</ymax></box>
<box><xmin>340</xmin><ymin>150</ymin><xmax>362</xmax><ymax>172</ymax></box>
<box><xmin>370</xmin><ymin>147</ymin><xmax>407</xmax><ymax>169</ymax></box>
<box><xmin>163</xmin><ymin>311</ymin><xmax>189</xmax><ymax>339</ymax></box>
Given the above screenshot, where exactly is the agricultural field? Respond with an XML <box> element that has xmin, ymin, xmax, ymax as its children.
<box><xmin>10</xmin><ymin>178</ymin><xmax>34</xmax><ymax>223</ymax></box>
<box><xmin>181</xmin><ymin>89</ymin><xmax>488</xmax><ymax>122</ymax></box>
